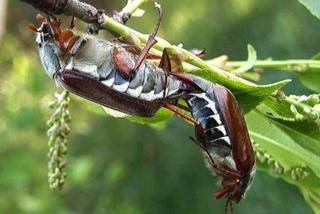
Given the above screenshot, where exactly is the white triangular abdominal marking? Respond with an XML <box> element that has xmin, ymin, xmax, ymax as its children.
<box><xmin>139</xmin><ymin>90</ymin><xmax>155</xmax><ymax>100</ymax></box>
<box><xmin>126</xmin><ymin>85</ymin><xmax>143</xmax><ymax>97</ymax></box>
<box><xmin>101</xmin><ymin>70</ymin><xmax>115</xmax><ymax>87</ymax></box>
<box><xmin>113</xmin><ymin>72</ymin><xmax>129</xmax><ymax>92</ymax></box>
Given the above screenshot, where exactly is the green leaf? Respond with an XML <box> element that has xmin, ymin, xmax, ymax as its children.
<box><xmin>127</xmin><ymin>108</ymin><xmax>173</xmax><ymax>125</ymax></box>
<box><xmin>298</xmin><ymin>0</ymin><xmax>320</xmax><ymax>19</ymax></box>
<box><xmin>101</xmin><ymin>106</ymin><xmax>173</xmax><ymax>129</ymax></box>
<box><xmin>298</xmin><ymin>68</ymin><xmax>320</xmax><ymax>92</ymax></box>
<box><xmin>269</xmin><ymin>119</ymin><xmax>320</xmax><ymax>157</ymax></box>
<box><xmin>257</xmin><ymin>161</ymin><xmax>319</xmax><ymax>189</ymax></box>
<box><xmin>195</xmin><ymin>69</ymin><xmax>290</xmax><ymax>92</ymax></box>
<box><xmin>261</xmin><ymin>97</ymin><xmax>295</xmax><ymax>120</ymax></box>
<box><xmin>258</xmin><ymin>148</ymin><xmax>320</xmax><ymax>212</ymax></box>
<box><xmin>232</xmin><ymin>44</ymin><xmax>257</xmax><ymax>74</ymax></box>
<box><xmin>258</xmin><ymin>97</ymin><xmax>320</xmax><ymax>166</ymax></box>
<box><xmin>301</xmin><ymin>188</ymin><xmax>320</xmax><ymax>214</ymax></box>
<box><xmin>312</xmin><ymin>52</ymin><xmax>320</xmax><ymax>60</ymax></box>
<box><xmin>246</xmin><ymin>111</ymin><xmax>320</xmax><ymax>181</ymax></box>
<box><xmin>102</xmin><ymin>107</ymin><xmax>128</xmax><ymax>118</ymax></box>
<box><xmin>234</xmin><ymin>80</ymin><xmax>290</xmax><ymax>112</ymax></box>
<box><xmin>192</xmin><ymin>69</ymin><xmax>250</xmax><ymax>91</ymax></box>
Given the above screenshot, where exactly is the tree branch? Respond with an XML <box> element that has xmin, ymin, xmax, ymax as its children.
<box><xmin>21</xmin><ymin>0</ymin><xmax>101</xmax><ymax>23</ymax></box>
<box><xmin>20</xmin><ymin>0</ymin><xmax>290</xmax><ymax>91</ymax></box>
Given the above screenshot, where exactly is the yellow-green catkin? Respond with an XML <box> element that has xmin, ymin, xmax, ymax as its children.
<box><xmin>47</xmin><ymin>90</ymin><xmax>71</xmax><ymax>190</ymax></box>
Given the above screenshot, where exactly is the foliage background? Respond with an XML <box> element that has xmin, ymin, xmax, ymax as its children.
<box><xmin>0</xmin><ymin>0</ymin><xmax>318</xmax><ymax>213</ymax></box>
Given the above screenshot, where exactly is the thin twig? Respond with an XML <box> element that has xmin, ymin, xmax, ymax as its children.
<box><xmin>227</xmin><ymin>59</ymin><xmax>320</xmax><ymax>72</ymax></box>
<box><xmin>21</xmin><ymin>0</ymin><xmax>101</xmax><ymax>23</ymax></box>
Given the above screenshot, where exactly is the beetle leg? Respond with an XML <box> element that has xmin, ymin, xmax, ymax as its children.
<box><xmin>111</xmin><ymin>33</ymin><xmax>161</xmax><ymax>60</ymax></box>
<box><xmin>85</xmin><ymin>9</ymin><xmax>105</xmax><ymax>34</ymax></box>
<box><xmin>61</xmin><ymin>30</ymin><xmax>74</xmax><ymax>43</ymax></box>
<box><xmin>112</xmin><ymin>45</ymin><xmax>161</xmax><ymax>80</ymax></box>
<box><xmin>164</xmin><ymin>103</ymin><xmax>197</xmax><ymax>125</ymax></box>
<box><xmin>113</xmin><ymin>9</ymin><xmax>165</xmax><ymax>81</ymax></box>
<box><xmin>68</xmin><ymin>36</ymin><xmax>86</xmax><ymax>55</ymax></box>
<box><xmin>113</xmin><ymin>35</ymin><xmax>162</xmax><ymax>60</ymax></box>
<box><xmin>189</xmin><ymin>134</ymin><xmax>225</xmax><ymax>172</ymax></box>
<box><xmin>159</xmin><ymin>48</ymin><xmax>171</xmax><ymax>72</ymax></box>
<box><xmin>65</xmin><ymin>36</ymin><xmax>81</xmax><ymax>54</ymax></box>
<box><xmin>171</xmin><ymin>102</ymin><xmax>190</xmax><ymax>112</ymax></box>
<box><xmin>112</xmin><ymin>48</ymin><xmax>136</xmax><ymax>80</ymax></box>
<box><xmin>122</xmin><ymin>45</ymin><xmax>162</xmax><ymax>60</ymax></box>
<box><xmin>84</xmin><ymin>8</ymin><xmax>105</xmax><ymax>24</ymax></box>
<box><xmin>159</xmin><ymin>47</ymin><xmax>185</xmax><ymax>73</ymax></box>
<box><xmin>26</xmin><ymin>23</ymin><xmax>38</xmax><ymax>32</ymax></box>
<box><xmin>113</xmin><ymin>2</ymin><xmax>164</xmax><ymax>81</ymax></box>
<box><xmin>159</xmin><ymin>49</ymin><xmax>192</xmax><ymax>113</ymax></box>
<box><xmin>159</xmin><ymin>48</ymin><xmax>171</xmax><ymax>98</ymax></box>
<box><xmin>133</xmin><ymin>2</ymin><xmax>163</xmax><ymax>71</ymax></box>
<box><xmin>222</xmin><ymin>199</ymin><xmax>234</xmax><ymax>214</ymax></box>
<box><xmin>69</xmin><ymin>16</ymin><xmax>75</xmax><ymax>29</ymax></box>
<box><xmin>190</xmin><ymin>135</ymin><xmax>241</xmax><ymax>179</ymax></box>
<box><xmin>112</xmin><ymin>10</ymin><xmax>130</xmax><ymax>24</ymax></box>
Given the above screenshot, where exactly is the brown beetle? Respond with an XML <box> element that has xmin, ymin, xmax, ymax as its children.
<box><xmin>172</xmin><ymin>73</ymin><xmax>256</xmax><ymax>213</ymax></box>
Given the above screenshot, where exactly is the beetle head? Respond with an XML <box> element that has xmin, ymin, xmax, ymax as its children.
<box><xmin>199</xmin><ymin>143</ymin><xmax>255</xmax><ymax>213</ymax></box>
<box><xmin>28</xmin><ymin>14</ymin><xmax>79</xmax><ymax>55</ymax></box>
<box><xmin>213</xmin><ymin>165</ymin><xmax>256</xmax><ymax>203</ymax></box>
<box><xmin>27</xmin><ymin>15</ymin><xmax>64</xmax><ymax>79</ymax></box>
<box><xmin>36</xmin><ymin>22</ymin><xmax>55</xmax><ymax>46</ymax></box>
<box><xmin>28</xmin><ymin>15</ymin><xmax>83</xmax><ymax>79</ymax></box>
<box><xmin>27</xmin><ymin>14</ymin><xmax>57</xmax><ymax>47</ymax></box>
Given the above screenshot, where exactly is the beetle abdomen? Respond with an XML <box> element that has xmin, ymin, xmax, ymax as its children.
<box><xmin>95</xmin><ymin>45</ymin><xmax>182</xmax><ymax>102</ymax></box>
<box><xmin>60</xmin><ymin>41</ymin><xmax>183</xmax><ymax>117</ymax></box>
<box><xmin>57</xmin><ymin>70</ymin><xmax>164</xmax><ymax>117</ymax></box>
<box><xmin>186</xmin><ymin>92</ymin><xmax>236</xmax><ymax>170</ymax></box>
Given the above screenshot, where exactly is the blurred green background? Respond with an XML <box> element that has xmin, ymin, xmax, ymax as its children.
<box><xmin>0</xmin><ymin>0</ymin><xmax>318</xmax><ymax>213</ymax></box>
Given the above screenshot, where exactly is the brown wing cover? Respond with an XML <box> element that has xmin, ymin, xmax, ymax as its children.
<box><xmin>212</xmin><ymin>86</ymin><xmax>255</xmax><ymax>173</ymax></box>
<box><xmin>56</xmin><ymin>70</ymin><xmax>163</xmax><ymax>117</ymax></box>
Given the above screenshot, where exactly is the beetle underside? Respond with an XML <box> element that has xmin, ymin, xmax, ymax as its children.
<box><xmin>29</xmin><ymin>6</ymin><xmax>256</xmax><ymax>213</ymax></box>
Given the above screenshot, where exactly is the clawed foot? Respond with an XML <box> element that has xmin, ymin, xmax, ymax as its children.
<box><xmin>112</xmin><ymin>10</ymin><xmax>131</xmax><ymax>24</ymax></box>
<box><xmin>85</xmin><ymin>8</ymin><xmax>105</xmax><ymax>34</ymax></box>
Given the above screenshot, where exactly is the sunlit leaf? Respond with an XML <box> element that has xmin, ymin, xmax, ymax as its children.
<box><xmin>301</xmin><ymin>188</ymin><xmax>320</xmax><ymax>214</ymax></box>
<box><xmin>312</xmin><ymin>52</ymin><xmax>320</xmax><ymax>60</ymax></box>
<box><xmin>298</xmin><ymin>0</ymin><xmax>320</xmax><ymax>19</ymax></box>
<box><xmin>261</xmin><ymin>97</ymin><xmax>295</xmax><ymax>120</ymax></box>
<box><xmin>269</xmin><ymin>119</ymin><xmax>320</xmax><ymax>157</ymax></box>
<box><xmin>234</xmin><ymin>80</ymin><xmax>290</xmax><ymax>112</ymax></box>
<box><xmin>247</xmin><ymin>111</ymin><xmax>320</xmax><ymax>179</ymax></box>
<box><xmin>103</xmin><ymin>107</ymin><xmax>128</xmax><ymax>118</ymax></box>
<box><xmin>257</xmin><ymin>161</ymin><xmax>319</xmax><ymax>189</ymax></box>
<box><xmin>127</xmin><ymin>108</ymin><xmax>173</xmax><ymax>125</ymax></box>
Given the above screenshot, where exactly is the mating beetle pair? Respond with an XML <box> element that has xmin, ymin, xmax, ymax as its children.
<box><xmin>28</xmin><ymin>5</ymin><xmax>255</xmax><ymax>213</ymax></box>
